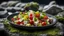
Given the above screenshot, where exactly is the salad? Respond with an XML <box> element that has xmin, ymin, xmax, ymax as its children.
<box><xmin>11</xmin><ymin>10</ymin><xmax>53</xmax><ymax>27</ymax></box>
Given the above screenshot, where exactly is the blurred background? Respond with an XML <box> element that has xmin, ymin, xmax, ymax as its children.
<box><xmin>0</xmin><ymin>0</ymin><xmax>64</xmax><ymax>5</ymax></box>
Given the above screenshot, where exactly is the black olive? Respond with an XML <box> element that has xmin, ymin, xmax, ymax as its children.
<box><xmin>49</xmin><ymin>19</ymin><xmax>53</xmax><ymax>24</ymax></box>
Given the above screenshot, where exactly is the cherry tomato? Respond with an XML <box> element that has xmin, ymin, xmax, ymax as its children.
<box><xmin>11</xmin><ymin>18</ymin><xmax>14</xmax><ymax>21</ymax></box>
<box><xmin>21</xmin><ymin>21</ymin><xmax>24</xmax><ymax>24</ymax></box>
<box><xmin>35</xmin><ymin>13</ymin><xmax>40</xmax><ymax>18</ymax></box>
<box><xmin>43</xmin><ymin>16</ymin><xmax>48</xmax><ymax>20</ymax></box>
<box><xmin>17</xmin><ymin>21</ymin><xmax>21</xmax><ymax>25</ymax></box>
<box><xmin>42</xmin><ymin>22</ymin><xmax>46</xmax><ymax>26</ymax></box>
<box><xmin>29</xmin><ymin>20</ymin><xmax>34</xmax><ymax>25</ymax></box>
<box><xmin>17</xmin><ymin>18</ymin><xmax>20</xmax><ymax>20</ymax></box>
<box><xmin>30</xmin><ymin>13</ymin><xmax>33</xmax><ymax>16</ymax></box>
<box><xmin>29</xmin><ymin>16</ymin><xmax>33</xmax><ymax>20</ymax></box>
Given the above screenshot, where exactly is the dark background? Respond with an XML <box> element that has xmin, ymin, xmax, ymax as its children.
<box><xmin>0</xmin><ymin>0</ymin><xmax>64</xmax><ymax>5</ymax></box>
